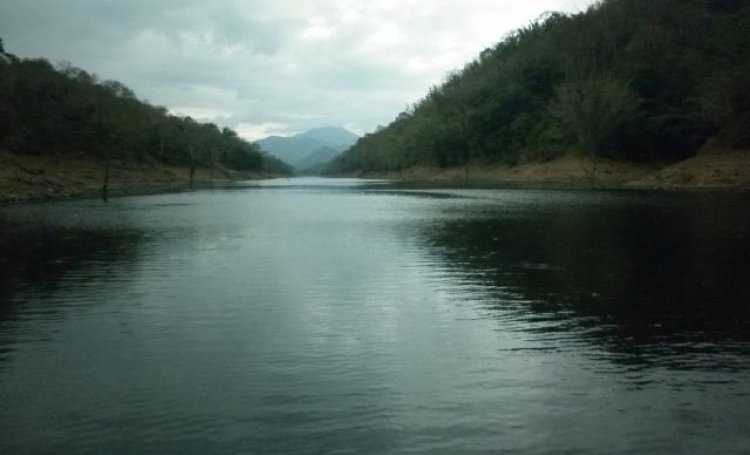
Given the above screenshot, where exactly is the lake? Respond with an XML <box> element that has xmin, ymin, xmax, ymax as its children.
<box><xmin>1</xmin><ymin>178</ymin><xmax>749</xmax><ymax>454</ymax></box>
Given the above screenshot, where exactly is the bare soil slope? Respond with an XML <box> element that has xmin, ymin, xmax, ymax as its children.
<box><xmin>628</xmin><ymin>150</ymin><xmax>750</xmax><ymax>189</ymax></box>
<box><xmin>3</xmin><ymin>150</ymin><xmax>749</xmax><ymax>203</ymax></box>
<box><xmin>363</xmin><ymin>152</ymin><xmax>750</xmax><ymax>190</ymax></box>
<box><xmin>0</xmin><ymin>150</ymin><xmax>261</xmax><ymax>203</ymax></box>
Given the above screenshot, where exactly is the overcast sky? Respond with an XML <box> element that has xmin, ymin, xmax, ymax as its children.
<box><xmin>0</xmin><ymin>0</ymin><xmax>588</xmax><ymax>140</ymax></box>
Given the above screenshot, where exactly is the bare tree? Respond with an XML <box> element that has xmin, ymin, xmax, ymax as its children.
<box><xmin>549</xmin><ymin>76</ymin><xmax>639</xmax><ymax>187</ymax></box>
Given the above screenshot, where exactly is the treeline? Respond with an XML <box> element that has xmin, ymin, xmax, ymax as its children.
<box><xmin>327</xmin><ymin>0</ymin><xmax>750</xmax><ymax>174</ymax></box>
<box><xmin>0</xmin><ymin>40</ymin><xmax>292</xmax><ymax>175</ymax></box>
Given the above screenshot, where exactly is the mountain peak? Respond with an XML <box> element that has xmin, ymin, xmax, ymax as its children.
<box><xmin>256</xmin><ymin>126</ymin><xmax>359</xmax><ymax>171</ymax></box>
<box><xmin>294</xmin><ymin>127</ymin><xmax>359</xmax><ymax>145</ymax></box>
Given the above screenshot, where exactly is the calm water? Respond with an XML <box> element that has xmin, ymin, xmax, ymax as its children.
<box><xmin>1</xmin><ymin>178</ymin><xmax>749</xmax><ymax>454</ymax></box>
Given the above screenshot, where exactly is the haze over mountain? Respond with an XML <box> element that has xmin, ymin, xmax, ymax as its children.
<box><xmin>257</xmin><ymin>127</ymin><xmax>358</xmax><ymax>171</ymax></box>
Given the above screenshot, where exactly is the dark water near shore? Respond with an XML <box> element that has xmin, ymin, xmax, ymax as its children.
<box><xmin>1</xmin><ymin>178</ymin><xmax>749</xmax><ymax>454</ymax></box>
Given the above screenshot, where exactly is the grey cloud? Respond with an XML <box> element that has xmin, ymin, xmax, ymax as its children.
<box><xmin>0</xmin><ymin>0</ymin><xmax>584</xmax><ymax>140</ymax></box>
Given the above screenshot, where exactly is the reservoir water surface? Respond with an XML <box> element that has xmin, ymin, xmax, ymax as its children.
<box><xmin>1</xmin><ymin>178</ymin><xmax>749</xmax><ymax>454</ymax></box>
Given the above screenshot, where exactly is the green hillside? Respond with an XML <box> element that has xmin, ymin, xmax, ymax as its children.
<box><xmin>327</xmin><ymin>0</ymin><xmax>750</xmax><ymax>174</ymax></box>
<box><xmin>0</xmin><ymin>41</ymin><xmax>292</xmax><ymax>177</ymax></box>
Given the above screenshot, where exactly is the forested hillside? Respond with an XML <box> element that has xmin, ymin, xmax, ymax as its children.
<box><xmin>0</xmin><ymin>40</ymin><xmax>292</xmax><ymax>176</ymax></box>
<box><xmin>327</xmin><ymin>0</ymin><xmax>750</xmax><ymax>174</ymax></box>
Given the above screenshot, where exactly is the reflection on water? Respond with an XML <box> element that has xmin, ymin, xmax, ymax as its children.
<box><xmin>0</xmin><ymin>181</ymin><xmax>749</xmax><ymax>454</ymax></box>
<box><xmin>419</xmin><ymin>192</ymin><xmax>750</xmax><ymax>360</ymax></box>
<box><xmin>0</xmin><ymin>219</ymin><xmax>143</xmax><ymax>306</ymax></box>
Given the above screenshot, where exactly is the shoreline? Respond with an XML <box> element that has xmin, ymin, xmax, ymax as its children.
<box><xmin>349</xmin><ymin>151</ymin><xmax>750</xmax><ymax>191</ymax></box>
<box><xmin>0</xmin><ymin>149</ymin><xmax>272</xmax><ymax>204</ymax></box>
<box><xmin>2</xmin><ymin>150</ymin><xmax>749</xmax><ymax>203</ymax></box>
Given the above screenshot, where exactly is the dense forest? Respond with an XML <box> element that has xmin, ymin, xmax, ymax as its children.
<box><xmin>0</xmin><ymin>39</ymin><xmax>292</xmax><ymax>176</ymax></box>
<box><xmin>327</xmin><ymin>0</ymin><xmax>750</xmax><ymax>174</ymax></box>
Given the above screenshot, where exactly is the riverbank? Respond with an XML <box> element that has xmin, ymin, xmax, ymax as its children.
<box><xmin>355</xmin><ymin>151</ymin><xmax>750</xmax><ymax>190</ymax></box>
<box><xmin>4</xmin><ymin>150</ymin><xmax>749</xmax><ymax>202</ymax></box>
<box><xmin>0</xmin><ymin>149</ymin><xmax>268</xmax><ymax>203</ymax></box>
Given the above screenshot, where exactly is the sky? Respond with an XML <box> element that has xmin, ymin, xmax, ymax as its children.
<box><xmin>0</xmin><ymin>0</ymin><xmax>588</xmax><ymax>141</ymax></box>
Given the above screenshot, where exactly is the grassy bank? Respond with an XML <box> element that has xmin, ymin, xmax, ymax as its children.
<box><xmin>354</xmin><ymin>151</ymin><xmax>750</xmax><ymax>190</ymax></box>
<box><xmin>0</xmin><ymin>149</ymin><xmax>269</xmax><ymax>203</ymax></box>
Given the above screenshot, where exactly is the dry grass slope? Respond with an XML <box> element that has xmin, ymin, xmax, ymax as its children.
<box><xmin>361</xmin><ymin>151</ymin><xmax>750</xmax><ymax>190</ymax></box>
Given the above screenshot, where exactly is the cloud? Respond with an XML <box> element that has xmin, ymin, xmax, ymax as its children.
<box><xmin>0</xmin><ymin>0</ymin><xmax>588</xmax><ymax>141</ymax></box>
<box><xmin>236</xmin><ymin>122</ymin><xmax>297</xmax><ymax>141</ymax></box>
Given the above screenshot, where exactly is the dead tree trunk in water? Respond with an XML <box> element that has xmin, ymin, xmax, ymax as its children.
<box><xmin>209</xmin><ymin>148</ymin><xmax>216</xmax><ymax>186</ymax></box>
<box><xmin>208</xmin><ymin>148</ymin><xmax>224</xmax><ymax>186</ymax></box>
<box><xmin>460</xmin><ymin>101</ymin><xmax>471</xmax><ymax>187</ymax></box>
<box><xmin>579</xmin><ymin>145</ymin><xmax>599</xmax><ymax>189</ymax></box>
<box><xmin>188</xmin><ymin>145</ymin><xmax>197</xmax><ymax>190</ymax></box>
<box><xmin>101</xmin><ymin>150</ymin><xmax>110</xmax><ymax>203</ymax></box>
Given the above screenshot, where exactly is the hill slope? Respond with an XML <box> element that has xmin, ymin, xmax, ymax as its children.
<box><xmin>295</xmin><ymin>146</ymin><xmax>342</xmax><ymax>172</ymax></box>
<box><xmin>327</xmin><ymin>0</ymin><xmax>749</xmax><ymax>175</ymax></box>
<box><xmin>0</xmin><ymin>47</ymin><xmax>293</xmax><ymax>178</ymax></box>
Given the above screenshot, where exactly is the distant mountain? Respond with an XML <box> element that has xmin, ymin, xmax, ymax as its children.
<box><xmin>255</xmin><ymin>136</ymin><xmax>326</xmax><ymax>166</ymax></box>
<box><xmin>295</xmin><ymin>127</ymin><xmax>359</xmax><ymax>146</ymax></box>
<box><xmin>296</xmin><ymin>146</ymin><xmax>342</xmax><ymax>172</ymax></box>
<box><xmin>256</xmin><ymin>127</ymin><xmax>358</xmax><ymax>171</ymax></box>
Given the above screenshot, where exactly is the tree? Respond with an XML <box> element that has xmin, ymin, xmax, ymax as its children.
<box><xmin>329</xmin><ymin>0</ymin><xmax>748</xmax><ymax>176</ymax></box>
<box><xmin>0</xmin><ymin>41</ymin><xmax>293</xmax><ymax>190</ymax></box>
<box><xmin>549</xmin><ymin>76</ymin><xmax>640</xmax><ymax>186</ymax></box>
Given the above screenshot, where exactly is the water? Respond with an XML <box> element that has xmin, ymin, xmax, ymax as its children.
<box><xmin>1</xmin><ymin>177</ymin><xmax>749</xmax><ymax>454</ymax></box>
